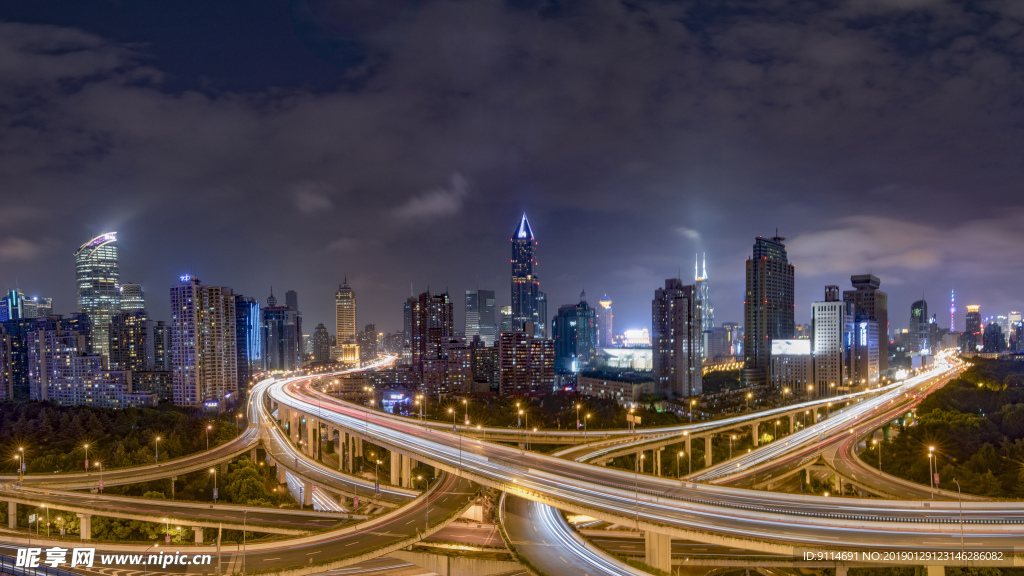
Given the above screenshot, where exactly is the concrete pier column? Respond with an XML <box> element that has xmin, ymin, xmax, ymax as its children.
<box><xmin>789</xmin><ymin>415</ymin><xmax>795</xmax><ymax>434</ymax></box>
<box><xmin>805</xmin><ymin>468</ymin><xmax>811</xmax><ymax>485</ymax></box>
<box><xmin>303</xmin><ymin>481</ymin><xmax>313</xmax><ymax>507</ymax></box>
<box><xmin>290</xmin><ymin>412</ymin><xmax>300</xmax><ymax>444</ymax></box>
<box><xmin>752</xmin><ymin>422</ymin><xmax>759</xmax><ymax>446</ymax></box>
<box><xmin>76</xmin><ymin>514</ymin><xmax>92</xmax><ymax>541</ymax></box>
<box><xmin>684</xmin><ymin>435</ymin><xmax>691</xmax><ymax>462</ymax></box>
<box><xmin>250</xmin><ymin>447</ymin><xmax>258</xmax><ymax>463</ymax></box>
<box><xmin>346</xmin><ymin>434</ymin><xmax>354</xmax><ymax>471</ymax></box>
<box><xmin>7</xmin><ymin>501</ymin><xmax>15</xmax><ymax>529</ymax></box>
<box><xmin>277</xmin><ymin>461</ymin><xmax>286</xmax><ymax>483</ymax></box>
<box><xmin>390</xmin><ymin>452</ymin><xmax>400</xmax><ymax>486</ymax></box>
<box><xmin>401</xmin><ymin>454</ymin><xmax>412</xmax><ymax>488</ymax></box>
<box><xmin>883</xmin><ymin>424</ymin><xmax>891</xmax><ymax>440</ymax></box>
<box><xmin>644</xmin><ymin>531</ymin><xmax>672</xmax><ymax>572</ymax></box>
<box><xmin>927</xmin><ymin>566</ymin><xmax>945</xmax><ymax>576</ymax></box>
<box><xmin>356</xmin><ymin>437</ymin><xmax>363</xmax><ymax>457</ymax></box>
<box><xmin>192</xmin><ymin>526</ymin><xmax>204</xmax><ymax>543</ymax></box>
<box><xmin>704</xmin><ymin>436</ymin><xmax>712</xmax><ymax>467</ymax></box>
<box><xmin>813</xmin><ymin>407</ymin><xmax>819</xmax><ymax>423</ymax></box>
<box><xmin>655</xmin><ymin>449</ymin><xmax>663</xmax><ymax>476</ymax></box>
<box><xmin>837</xmin><ymin>567</ymin><xmax>848</xmax><ymax>576</ymax></box>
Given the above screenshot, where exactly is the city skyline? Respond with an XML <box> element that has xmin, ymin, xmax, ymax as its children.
<box><xmin>2</xmin><ymin>2</ymin><xmax>1024</xmax><ymax>338</ymax></box>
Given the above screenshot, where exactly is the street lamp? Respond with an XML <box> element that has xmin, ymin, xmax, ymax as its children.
<box><xmin>236</xmin><ymin>413</ymin><xmax>243</xmax><ymax>435</ymax></box>
<box><xmin>927</xmin><ymin>446</ymin><xmax>935</xmax><ymax>499</ymax></box>
<box><xmin>95</xmin><ymin>461</ymin><xmax>104</xmax><ymax>492</ymax></box>
<box><xmin>804</xmin><ymin>410</ymin><xmax>809</xmax><ymax>428</ymax></box>
<box><xmin>774</xmin><ymin>420</ymin><xmax>780</xmax><ymax>441</ymax></box>
<box><xmin>746</xmin><ymin>392</ymin><xmax>752</xmax><ymax>410</ymax></box>
<box><xmin>729</xmin><ymin>435</ymin><xmax>736</xmax><ymax>459</ymax></box>
<box><xmin>209</xmin><ymin>467</ymin><xmax>218</xmax><ymax>502</ymax></box>
<box><xmin>872</xmin><ymin>439</ymin><xmax>881</xmax><ymax>472</ymax></box>
<box><xmin>953</xmin><ymin>478</ymin><xmax>964</xmax><ymax>556</ymax></box>
<box><xmin>449</xmin><ymin>407</ymin><xmax>457</xmax><ymax>433</ymax></box>
<box><xmin>676</xmin><ymin>451</ymin><xmax>684</xmax><ymax>478</ymax></box>
<box><xmin>42</xmin><ymin>504</ymin><xmax>49</xmax><ymax>537</ymax></box>
<box><xmin>154</xmin><ymin>437</ymin><xmax>161</xmax><ymax>463</ymax></box>
<box><xmin>83</xmin><ymin>444</ymin><xmax>89</xmax><ymax>472</ymax></box>
<box><xmin>782</xmin><ymin>387</ymin><xmax>789</xmax><ymax>405</ymax></box>
<box><xmin>585</xmin><ymin>414</ymin><xmax>590</xmax><ymax>441</ymax></box>
<box><xmin>634</xmin><ymin>453</ymin><xmax>645</xmax><ymax>525</ymax></box>
<box><xmin>417</xmin><ymin>475</ymin><xmax>429</xmax><ymax>531</ymax></box>
<box><xmin>17</xmin><ymin>447</ymin><xmax>25</xmax><ymax>480</ymax></box>
<box><xmin>575</xmin><ymin>403</ymin><xmax>581</xmax><ymax>430</ymax></box>
<box><xmin>206</xmin><ymin>424</ymin><xmax>213</xmax><ymax>450</ymax></box>
<box><xmin>807</xmin><ymin>384</ymin><xmax>813</xmax><ymax>399</ymax></box>
<box><xmin>462</xmin><ymin>398</ymin><xmax>469</xmax><ymax>425</ymax></box>
<box><xmin>690</xmin><ymin>398</ymin><xmax>697</xmax><ymax>423</ymax></box>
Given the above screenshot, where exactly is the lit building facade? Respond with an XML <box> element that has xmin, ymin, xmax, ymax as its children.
<box><xmin>743</xmin><ymin>235</ymin><xmax>795</xmax><ymax>387</ymax></box>
<box><xmin>75</xmin><ymin>232</ymin><xmax>121</xmax><ymax>360</ymax></box>
<box><xmin>465</xmin><ymin>289</ymin><xmax>497</xmax><ymax>347</ymax></box>
<box><xmin>843</xmin><ymin>275</ymin><xmax>888</xmax><ymax>375</ymax></box>
<box><xmin>551</xmin><ymin>290</ymin><xmax>598</xmax><ymax>374</ymax></box>
<box><xmin>963</xmin><ymin>305</ymin><xmax>982</xmax><ymax>351</ymax></box>
<box><xmin>498</xmin><ymin>324</ymin><xmax>555</xmax><ymax>396</ymax></box>
<box><xmin>170</xmin><ymin>275</ymin><xmax>238</xmax><ymax>407</ymax></box>
<box><xmin>119</xmin><ymin>283</ymin><xmax>145</xmax><ymax>312</ymax></box>
<box><xmin>313</xmin><ymin>323</ymin><xmax>331</xmax><ymax>363</ymax></box>
<box><xmin>652</xmin><ymin>279</ymin><xmax>702</xmax><ymax>398</ymax></box>
<box><xmin>334</xmin><ymin>279</ymin><xmax>358</xmax><ymax>362</ymax></box>
<box><xmin>408</xmin><ymin>291</ymin><xmax>454</xmax><ymax>370</ymax></box>
<box><xmin>234</xmin><ymin>295</ymin><xmax>262</xmax><ymax>390</ymax></box>
<box><xmin>262</xmin><ymin>299</ymin><xmax>299</xmax><ymax>372</ymax></box>
<box><xmin>597</xmin><ymin>295</ymin><xmax>613</xmax><ymax>348</ymax></box>
<box><xmin>811</xmin><ymin>286</ymin><xmax>853</xmax><ymax>396</ymax></box>
<box><xmin>769</xmin><ymin>339</ymin><xmax>813</xmax><ymax>391</ymax></box>
<box><xmin>510</xmin><ymin>214</ymin><xmax>543</xmax><ymax>335</ymax></box>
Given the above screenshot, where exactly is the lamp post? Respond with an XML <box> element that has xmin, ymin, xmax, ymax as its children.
<box><xmin>417</xmin><ymin>475</ymin><xmax>429</xmax><ymax>531</ymax></box>
<box><xmin>42</xmin><ymin>504</ymin><xmax>48</xmax><ymax>537</ymax></box>
<box><xmin>953</xmin><ymin>478</ymin><xmax>964</xmax><ymax>556</ymax></box>
<box><xmin>690</xmin><ymin>399</ymin><xmax>697</xmax><ymax>423</ymax></box>
<box><xmin>83</xmin><ymin>444</ymin><xmax>89</xmax><ymax>472</ymax></box>
<box><xmin>782</xmin><ymin>387</ymin><xmax>789</xmax><ymax>405</ymax></box>
<box><xmin>449</xmin><ymin>408</ymin><xmax>456</xmax><ymax>433</ymax></box>
<box><xmin>927</xmin><ymin>446</ymin><xmax>935</xmax><ymax>499</ymax></box>
<box><xmin>585</xmin><ymin>414</ymin><xmax>590</xmax><ymax>441</ymax></box>
<box><xmin>807</xmin><ymin>384</ymin><xmax>813</xmax><ymax>399</ymax></box>
<box><xmin>676</xmin><ymin>451</ymin><xmax>684</xmax><ymax>478</ymax></box>
<box><xmin>826</xmin><ymin>402</ymin><xmax>832</xmax><ymax>417</ymax></box>
<box><xmin>210</xmin><ymin>467</ymin><xmax>218</xmax><ymax>502</ymax></box>
<box><xmin>154</xmin><ymin>437</ymin><xmax>161</xmax><ymax>463</ymax></box>
<box><xmin>18</xmin><ymin>447</ymin><xmax>25</xmax><ymax>480</ymax></box>
<box><xmin>774</xmin><ymin>420</ymin><xmax>780</xmax><ymax>441</ymax></box>
<box><xmin>462</xmin><ymin>398</ymin><xmax>469</xmax><ymax>425</ymax></box>
<box><xmin>236</xmin><ymin>413</ymin><xmax>243</xmax><ymax>435</ymax></box>
<box><xmin>684</xmin><ymin>432</ymin><xmax>691</xmax><ymax>475</ymax></box>
<box><xmin>746</xmin><ymin>392</ymin><xmax>752</xmax><ymax>411</ymax></box>
<box><xmin>729</xmin><ymin>435</ymin><xmax>735</xmax><ymax>460</ymax></box>
<box><xmin>206</xmin><ymin>424</ymin><xmax>212</xmax><ymax>450</ymax></box>
<box><xmin>95</xmin><ymin>461</ymin><xmax>104</xmax><ymax>492</ymax></box>
<box><xmin>872</xmin><ymin>439</ymin><xmax>881</xmax><ymax>472</ymax></box>
<box><xmin>634</xmin><ymin>453</ymin><xmax>645</xmax><ymax>526</ymax></box>
<box><xmin>575</xmin><ymin>403</ymin><xmax>581</xmax><ymax>430</ymax></box>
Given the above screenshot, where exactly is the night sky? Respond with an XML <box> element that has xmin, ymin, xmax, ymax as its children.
<box><xmin>2</xmin><ymin>0</ymin><xmax>1023</xmax><ymax>335</ymax></box>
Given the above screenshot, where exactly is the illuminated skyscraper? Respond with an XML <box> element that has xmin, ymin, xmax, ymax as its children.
<box><xmin>75</xmin><ymin>232</ymin><xmax>120</xmax><ymax>360</ymax></box>
<box><xmin>843</xmin><ymin>275</ymin><xmax>888</xmax><ymax>374</ymax></box>
<box><xmin>262</xmin><ymin>291</ymin><xmax>299</xmax><ymax>371</ymax></box>
<box><xmin>234</xmin><ymin>295</ymin><xmax>262</xmax><ymax>390</ymax></box>
<box><xmin>408</xmin><ymin>290</ymin><xmax>454</xmax><ymax>370</ymax></box>
<box><xmin>743</xmin><ymin>235</ymin><xmax>795</xmax><ymax>387</ymax></box>
<box><xmin>963</xmin><ymin>305</ymin><xmax>982</xmax><ymax>351</ymax></box>
<box><xmin>811</xmin><ymin>286</ymin><xmax>853</xmax><ymax>396</ymax></box>
<box><xmin>695</xmin><ymin>253</ymin><xmax>714</xmax><ymax>330</ymax></box>
<box><xmin>510</xmin><ymin>213</ymin><xmax>542</xmax><ymax>334</ymax></box>
<box><xmin>170</xmin><ymin>275</ymin><xmax>238</xmax><ymax>407</ymax></box>
<box><xmin>120</xmin><ymin>283</ymin><xmax>145</xmax><ymax>312</ymax></box>
<box><xmin>334</xmin><ymin>279</ymin><xmax>358</xmax><ymax>362</ymax></box>
<box><xmin>313</xmin><ymin>322</ymin><xmax>331</xmax><ymax>363</ymax></box>
<box><xmin>909</xmin><ymin>300</ymin><xmax>929</xmax><ymax>353</ymax></box>
<box><xmin>950</xmin><ymin>290</ymin><xmax>956</xmax><ymax>332</ymax></box>
<box><xmin>465</xmin><ymin>289</ymin><xmax>497</xmax><ymax>347</ymax></box>
<box><xmin>551</xmin><ymin>290</ymin><xmax>597</xmax><ymax>373</ymax></box>
<box><xmin>597</xmin><ymin>295</ymin><xmax>613</xmax><ymax>348</ymax></box>
<box><xmin>653</xmin><ymin>279</ymin><xmax>702</xmax><ymax>397</ymax></box>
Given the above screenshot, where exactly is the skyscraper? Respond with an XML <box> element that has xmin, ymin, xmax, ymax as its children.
<box><xmin>500</xmin><ymin>305</ymin><xmax>513</xmax><ymax>333</ymax></box>
<box><xmin>108</xmin><ymin>309</ymin><xmax>152</xmax><ymax>371</ymax></box>
<box><xmin>119</xmin><ymin>283</ymin><xmax>145</xmax><ymax>312</ymax></box>
<box><xmin>742</xmin><ymin>235</ymin><xmax>795</xmax><ymax>387</ymax></box>
<box><xmin>652</xmin><ymin>279</ymin><xmax>702</xmax><ymax>397</ymax></box>
<box><xmin>170</xmin><ymin>275</ymin><xmax>238</xmax><ymax>407</ymax></box>
<box><xmin>964</xmin><ymin>305</ymin><xmax>982</xmax><ymax>351</ymax></box>
<box><xmin>695</xmin><ymin>253</ymin><xmax>714</xmax><ymax>330</ymax></box>
<box><xmin>286</xmin><ymin>289</ymin><xmax>303</xmax><ymax>358</ymax></box>
<box><xmin>358</xmin><ymin>324</ymin><xmax>379</xmax><ymax>362</ymax></box>
<box><xmin>262</xmin><ymin>291</ymin><xmax>299</xmax><ymax>372</ymax></box>
<box><xmin>234</xmin><ymin>295</ymin><xmax>262</xmax><ymax>390</ymax></box>
<box><xmin>465</xmin><ymin>289</ymin><xmax>497</xmax><ymax>347</ymax></box>
<box><xmin>75</xmin><ymin>232</ymin><xmax>120</xmax><ymax>359</ymax></box>
<box><xmin>335</xmin><ymin>279</ymin><xmax>358</xmax><ymax>362</ymax></box>
<box><xmin>510</xmin><ymin>213</ymin><xmax>542</xmax><ymax>333</ymax></box>
<box><xmin>551</xmin><ymin>290</ymin><xmax>598</xmax><ymax>374</ymax></box>
<box><xmin>313</xmin><ymin>323</ymin><xmax>331</xmax><ymax>363</ymax></box>
<box><xmin>597</xmin><ymin>295</ymin><xmax>613</xmax><ymax>348</ymax></box>
<box><xmin>408</xmin><ymin>291</ymin><xmax>454</xmax><ymax>369</ymax></box>
<box><xmin>909</xmin><ymin>300</ymin><xmax>929</xmax><ymax>353</ymax></box>
<box><xmin>498</xmin><ymin>324</ymin><xmax>555</xmax><ymax>395</ymax></box>
<box><xmin>843</xmin><ymin>274</ymin><xmax>888</xmax><ymax>374</ymax></box>
<box><xmin>811</xmin><ymin>286</ymin><xmax>853</xmax><ymax>396</ymax></box>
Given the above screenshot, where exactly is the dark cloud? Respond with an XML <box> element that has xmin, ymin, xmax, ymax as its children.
<box><xmin>0</xmin><ymin>0</ymin><xmax>1023</xmax><ymax>332</ymax></box>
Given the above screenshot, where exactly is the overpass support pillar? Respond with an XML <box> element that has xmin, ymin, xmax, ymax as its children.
<box><xmin>813</xmin><ymin>407</ymin><xmax>819</xmax><ymax>422</ymax></box>
<box><xmin>883</xmin><ymin>424</ymin><xmax>891</xmax><ymax>441</ymax></box>
<box><xmin>250</xmin><ymin>447</ymin><xmax>258</xmax><ymax>463</ymax></box>
<box><xmin>76</xmin><ymin>514</ymin><xmax>91</xmax><ymax>541</ymax></box>
<box><xmin>346</xmin><ymin>434</ymin><xmax>354</xmax><ymax>472</ymax></box>
<box><xmin>704</xmin><ymin>436</ymin><xmax>712</xmax><ymax>467</ymax></box>
<box><xmin>684</xmin><ymin>435</ymin><xmax>691</xmax><ymax>463</ymax></box>
<box><xmin>192</xmin><ymin>526</ymin><xmax>204</xmax><ymax>543</ymax></box>
<box><xmin>654</xmin><ymin>448</ymin><xmax>663</xmax><ymax>476</ymax></box>
<box><xmin>277</xmin><ymin>462</ymin><xmax>286</xmax><ymax>483</ymax></box>
<box><xmin>752</xmin><ymin>422</ymin><xmax>759</xmax><ymax>446</ymax></box>
<box><xmin>836</xmin><ymin>567</ymin><xmax>848</xmax><ymax>576</ymax></box>
<box><xmin>926</xmin><ymin>566</ymin><xmax>945</xmax><ymax>576</ymax></box>
<box><xmin>290</xmin><ymin>412</ymin><xmax>299</xmax><ymax>445</ymax></box>
<box><xmin>303</xmin><ymin>481</ymin><xmax>313</xmax><ymax>507</ymax></box>
<box><xmin>390</xmin><ymin>451</ymin><xmax>400</xmax><ymax>486</ymax></box>
<box><xmin>789</xmin><ymin>415</ymin><xmax>795</xmax><ymax>434</ymax></box>
<box><xmin>401</xmin><ymin>454</ymin><xmax>412</xmax><ymax>488</ymax></box>
<box><xmin>644</xmin><ymin>531</ymin><xmax>672</xmax><ymax>572</ymax></box>
<box><xmin>7</xmin><ymin>501</ymin><xmax>15</xmax><ymax>529</ymax></box>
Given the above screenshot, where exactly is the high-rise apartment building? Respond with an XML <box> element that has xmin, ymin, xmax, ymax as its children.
<box><xmin>119</xmin><ymin>283</ymin><xmax>145</xmax><ymax>312</ymax></box>
<box><xmin>335</xmin><ymin>279</ymin><xmax>358</xmax><ymax>362</ymax></box>
<box><xmin>500</xmin><ymin>305</ymin><xmax>513</xmax><ymax>333</ymax></box>
<box><xmin>108</xmin><ymin>310</ymin><xmax>152</xmax><ymax>371</ymax></box>
<box><xmin>152</xmin><ymin>321</ymin><xmax>170</xmax><ymax>371</ymax></box>
<box><xmin>358</xmin><ymin>324</ymin><xmax>379</xmax><ymax>363</ymax></box>
<box><xmin>742</xmin><ymin>235</ymin><xmax>795</xmax><ymax>387</ymax></box>
<box><xmin>313</xmin><ymin>323</ymin><xmax>331</xmax><ymax>363</ymax></box>
<box><xmin>597</xmin><ymin>295</ymin><xmax>613</xmax><ymax>348</ymax></box>
<box><xmin>811</xmin><ymin>286</ymin><xmax>853</xmax><ymax>396</ymax></box>
<box><xmin>510</xmin><ymin>214</ymin><xmax>542</xmax><ymax>334</ymax></box>
<box><xmin>498</xmin><ymin>324</ymin><xmax>555</xmax><ymax>396</ymax></box>
<box><xmin>652</xmin><ymin>279</ymin><xmax>702</xmax><ymax>397</ymax></box>
<box><xmin>465</xmin><ymin>289</ymin><xmax>497</xmax><ymax>347</ymax></box>
<box><xmin>75</xmin><ymin>232</ymin><xmax>120</xmax><ymax>360</ymax></box>
<box><xmin>234</xmin><ymin>295</ymin><xmax>262</xmax><ymax>390</ymax></box>
<box><xmin>843</xmin><ymin>275</ymin><xmax>888</xmax><ymax>374</ymax></box>
<box><xmin>1</xmin><ymin>290</ymin><xmax>29</xmax><ymax>321</ymax></box>
<box><xmin>170</xmin><ymin>275</ymin><xmax>238</xmax><ymax>407</ymax></box>
<box><xmin>851</xmin><ymin>316</ymin><xmax>880</xmax><ymax>385</ymax></box>
<box><xmin>551</xmin><ymin>290</ymin><xmax>598</xmax><ymax>374</ymax></box>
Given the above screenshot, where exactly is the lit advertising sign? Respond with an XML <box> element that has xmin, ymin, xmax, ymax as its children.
<box><xmin>771</xmin><ymin>339</ymin><xmax>810</xmax><ymax>356</ymax></box>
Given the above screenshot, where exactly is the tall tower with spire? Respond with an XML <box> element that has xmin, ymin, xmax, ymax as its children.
<box><xmin>334</xmin><ymin>278</ymin><xmax>358</xmax><ymax>362</ymax></box>
<box><xmin>950</xmin><ymin>289</ymin><xmax>956</xmax><ymax>332</ymax></box>
<box><xmin>695</xmin><ymin>253</ymin><xmax>715</xmax><ymax>359</ymax></box>
<box><xmin>510</xmin><ymin>214</ymin><xmax>543</xmax><ymax>335</ymax></box>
